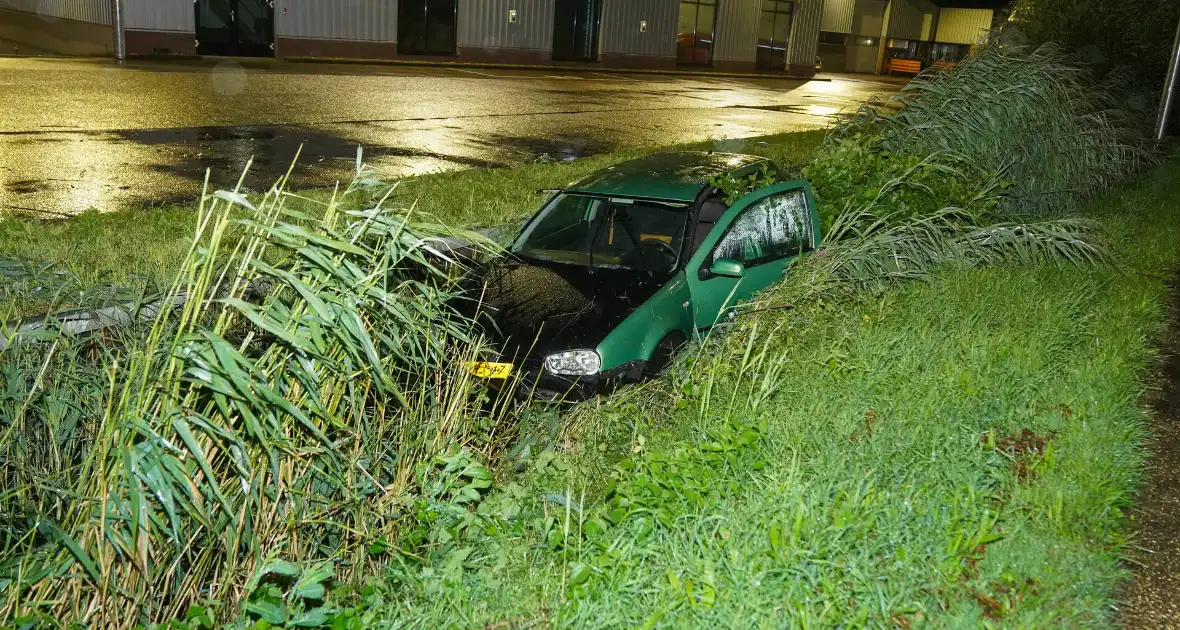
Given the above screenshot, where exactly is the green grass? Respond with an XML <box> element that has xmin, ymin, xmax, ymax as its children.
<box><xmin>0</xmin><ymin>131</ymin><xmax>824</xmax><ymax>319</ymax></box>
<box><xmin>0</xmin><ymin>129</ymin><xmax>825</xmax><ymax>627</ymax></box>
<box><xmin>4</xmin><ymin>74</ymin><xmax>1177</xmax><ymax>624</ymax></box>
<box><xmin>0</xmin><ymin>180</ymin><xmax>513</xmax><ymax>624</ymax></box>
<box><xmin>830</xmin><ymin>43</ymin><xmax>1148</xmax><ymax>218</ymax></box>
<box><xmin>308</xmin><ymin>155</ymin><xmax>1180</xmax><ymax>628</ymax></box>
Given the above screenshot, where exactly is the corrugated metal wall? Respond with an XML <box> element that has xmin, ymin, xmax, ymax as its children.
<box><xmin>713</xmin><ymin>0</ymin><xmax>759</xmax><ymax>62</ymax></box>
<box><xmin>458</xmin><ymin>0</ymin><xmax>554</xmax><ymax>50</ymax></box>
<box><xmin>850</xmin><ymin>0</ymin><xmax>884</xmax><ymax>36</ymax></box>
<box><xmin>785</xmin><ymin>0</ymin><xmax>820</xmax><ymax>66</ymax></box>
<box><xmin>887</xmin><ymin>0</ymin><xmax>937</xmax><ymax>41</ymax></box>
<box><xmin>820</xmin><ymin>0</ymin><xmax>855</xmax><ymax>34</ymax></box>
<box><xmin>0</xmin><ymin>0</ymin><xmax>110</xmax><ymax>24</ymax></box>
<box><xmin>276</xmin><ymin>0</ymin><xmax>396</xmax><ymax>41</ymax></box>
<box><xmin>935</xmin><ymin>7</ymin><xmax>991</xmax><ymax>44</ymax></box>
<box><xmin>124</xmin><ymin>0</ymin><xmax>192</xmax><ymax>32</ymax></box>
<box><xmin>921</xmin><ymin>11</ymin><xmax>936</xmax><ymax>40</ymax></box>
<box><xmin>600</xmin><ymin>0</ymin><xmax>677</xmax><ymax>58</ymax></box>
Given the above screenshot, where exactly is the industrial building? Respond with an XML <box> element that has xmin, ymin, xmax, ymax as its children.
<box><xmin>0</xmin><ymin>0</ymin><xmax>996</xmax><ymax>76</ymax></box>
<box><xmin>817</xmin><ymin>0</ymin><xmax>997</xmax><ymax>74</ymax></box>
<box><xmin>0</xmin><ymin>0</ymin><xmax>822</xmax><ymax>75</ymax></box>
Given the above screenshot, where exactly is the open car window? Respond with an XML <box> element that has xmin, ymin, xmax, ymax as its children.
<box><xmin>512</xmin><ymin>193</ymin><xmax>691</xmax><ymax>273</ymax></box>
<box><xmin>710</xmin><ymin>188</ymin><xmax>812</xmax><ymax>268</ymax></box>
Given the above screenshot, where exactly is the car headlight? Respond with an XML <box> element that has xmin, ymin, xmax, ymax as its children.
<box><xmin>544</xmin><ymin>350</ymin><xmax>602</xmax><ymax>376</ymax></box>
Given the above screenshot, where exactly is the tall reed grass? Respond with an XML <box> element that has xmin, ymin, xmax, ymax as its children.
<box><xmin>0</xmin><ymin>165</ymin><xmax>504</xmax><ymax>625</ymax></box>
<box><xmin>831</xmin><ymin>43</ymin><xmax>1149</xmax><ymax>217</ymax></box>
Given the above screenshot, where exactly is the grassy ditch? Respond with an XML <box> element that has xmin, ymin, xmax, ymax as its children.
<box><xmin>0</xmin><ymin>131</ymin><xmax>824</xmax><ymax>319</ymax></box>
<box><xmin>312</xmin><ymin>153</ymin><xmax>1180</xmax><ymax>629</ymax></box>
<box><xmin>0</xmin><ymin>42</ymin><xmax>1175</xmax><ymax>628</ymax></box>
<box><xmin>199</xmin><ymin>44</ymin><xmax>1170</xmax><ymax>627</ymax></box>
<box><xmin>0</xmin><ymin>128</ymin><xmax>825</xmax><ymax>627</ymax></box>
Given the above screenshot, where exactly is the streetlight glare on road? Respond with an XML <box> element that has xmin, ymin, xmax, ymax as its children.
<box><xmin>0</xmin><ymin>57</ymin><xmax>894</xmax><ymax>217</ymax></box>
<box><xmin>0</xmin><ymin>0</ymin><xmax>937</xmax><ymax>219</ymax></box>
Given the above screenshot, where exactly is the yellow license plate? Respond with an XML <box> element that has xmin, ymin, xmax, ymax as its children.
<box><xmin>466</xmin><ymin>361</ymin><xmax>514</xmax><ymax>379</ymax></box>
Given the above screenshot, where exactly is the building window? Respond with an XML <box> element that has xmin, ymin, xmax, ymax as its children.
<box><xmin>883</xmin><ymin>39</ymin><xmax>921</xmax><ymax>67</ymax></box>
<box><xmin>817</xmin><ymin>31</ymin><xmax>847</xmax><ymax>46</ymax></box>
<box><xmin>931</xmin><ymin>42</ymin><xmax>972</xmax><ymax>62</ymax></box>
<box><xmin>757</xmin><ymin>0</ymin><xmax>793</xmax><ymax>70</ymax></box>
<box><xmin>677</xmin><ymin>0</ymin><xmax>718</xmax><ymax>66</ymax></box>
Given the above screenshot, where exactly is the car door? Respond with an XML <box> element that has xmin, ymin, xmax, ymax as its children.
<box><xmin>685</xmin><ymin>181</ymin><xmax>818</xmax><ymax>329</ymax></box>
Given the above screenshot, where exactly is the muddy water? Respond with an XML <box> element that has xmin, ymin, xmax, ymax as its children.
<box><xmin>1122</xmin><ymin>274</ymin><xmax>1180</xmax><ymax>628</ymax></box>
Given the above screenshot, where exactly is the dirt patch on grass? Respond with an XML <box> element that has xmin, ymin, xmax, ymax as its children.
<box><xmin>983</xmin><ymin>427</ymin><xmax>1055</xmax><ymax>481</ymax></box>
<box><xmin>998</xmin><ymin>428</ymin><xmax>1053</xmax><ymax>480</ymax></box>
<box><xmin>1122</xmin><ymin>274</ymin><xmax>1180</xmax><ymax>628</ymax></box>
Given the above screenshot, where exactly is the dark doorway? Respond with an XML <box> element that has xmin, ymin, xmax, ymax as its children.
<box><xmin>195</xmin><ymin>0</ymin><xmax>274</xmax><ymax>57</ymax></box>
<box><xmin>756</xmin><ymin>1</ymin><xmax>793</xmax><ymax>70</ymax></box>
<box><xmin>553</xmin><ymin>0</ymin><xmax>602</xmax><ymax>62</ymax></box>
<box><xmin>398</xmin><ymin>0</ymin><xmax>458</xmax><ymax>56</ymax></box>
<box><xmin>677</xmin><ymin>0</ymin><xmax>718</xmax><ymax>66</ymax></box>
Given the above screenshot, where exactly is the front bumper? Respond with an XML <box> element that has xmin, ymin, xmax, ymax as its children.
<box><xmin>498</xmin><ymin>360</ymin><xmax>646</xmax><ymax>402</ymax></box>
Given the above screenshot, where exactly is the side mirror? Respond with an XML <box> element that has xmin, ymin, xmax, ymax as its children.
<box><xmin>709</xmin><ymin>258</ymin><xmax>745</xmax><ymax>279</ymax></box>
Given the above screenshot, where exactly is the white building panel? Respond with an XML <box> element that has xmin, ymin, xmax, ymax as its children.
<box><xmin>277</xmin><ymin>0</ymin><xmax>397</xmax><ymax>42</ymax></box>
<box><xmin>458</xmin><ymin>0</ymin><xmax>554</xmax><ymax>50</ymax></box>
<box><xmin>714</xmin><ymin>0</ymin><xmax>760</xmax><ymax>63</ymax></box>
<box><xmin>821</xmin><ymin>0</ymin><xmax>855</xmax><ymax>34</ymax></box>
<box><xmin>0</xmin><ymin>0</ymin><xmax>110</xmax><ymax>25</ymax></box>
<box><xmin>936</xmin><ymin>7</ymin><xmax>992</xmax><ymax>45</ymax></box>
<box><xmin>124</xmin><ymin>0</ymin><xmax>192</xmax><ymax>32</ymax></box>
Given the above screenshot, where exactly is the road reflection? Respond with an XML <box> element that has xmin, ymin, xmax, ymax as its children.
<box><xmin>0</xmin><ymin>58</ymin><xmax>898</xmax><ymax>217</ymax></box>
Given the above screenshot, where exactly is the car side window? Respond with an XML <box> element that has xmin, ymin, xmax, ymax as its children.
<box><xmin>709</xmin><ymin>188</ymin><xmax>812</xmax><ymax>268</ymax></box>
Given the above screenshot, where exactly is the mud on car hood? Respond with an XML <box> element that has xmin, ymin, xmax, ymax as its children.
<box><xmin>470</xmin><ymin>259</ymin><xmax>669</xmax><ymax>364</ymax></box>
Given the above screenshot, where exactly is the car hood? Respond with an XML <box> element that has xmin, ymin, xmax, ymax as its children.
<box><xmin>473</xmin><ymin>259</ymin><xmax>669</xmax><ymax>363</ymax></box>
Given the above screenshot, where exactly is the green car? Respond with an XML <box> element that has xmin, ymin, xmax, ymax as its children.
<box><xmin>471</xmin><ymin>151</ymin><xmax>820</xmax><ymax>400</ymax></box>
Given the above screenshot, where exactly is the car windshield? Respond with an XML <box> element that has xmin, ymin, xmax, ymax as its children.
<box><xmin>512</xmin><ymin>194</ymin><xmax>691</xmax><ymax>273</ymax></box>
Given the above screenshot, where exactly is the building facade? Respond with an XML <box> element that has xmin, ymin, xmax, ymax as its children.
<box><xmin>815</xmin><ymin>0</ymin><xmax>995</xmax><ymax>74</ymax></box>
<box><xmin>0</xmin><ymin>0</ymin><xmax>826</xmax><ymax>76</ymax></box>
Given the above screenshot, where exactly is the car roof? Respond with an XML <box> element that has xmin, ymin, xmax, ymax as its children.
<box><xmin>564</xmin><ymin>151</ymin><xmax>772</xmax><ymax>203</ymax></box>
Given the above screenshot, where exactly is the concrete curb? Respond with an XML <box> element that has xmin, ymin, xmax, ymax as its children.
<box><xmin>3</xmin><ymin>52</ymin><xmax>840</xmax><ymax>83</ymax></box>
<box><xmin>283</xmin><ymin>56</ymin><xmax>825</xmax><ymax>81</ymax></box>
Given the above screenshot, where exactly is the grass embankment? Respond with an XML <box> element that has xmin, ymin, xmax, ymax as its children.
<box><xmin>0</xmin><ymin>129</ymin><xmax>823</xmax><ymax>626</ymax></box>
<box><xmin>352</xmin><ymin>154</ymin><xmax>1180</xmax><ymax>628</ymax></box>
<box><xmin>3</xmin><ymin>41</ymin><xmax>1175</xmax><ymax>627</ymax></box>
<box><xmin>0</xmin><ymin>131</ymin><xmax>824</xmax><ymax>318</ymax></box>
<box><xmin>235</xmin><ymin>44</ymin><xmax>1169</xmax><ymax>624</ymax></box>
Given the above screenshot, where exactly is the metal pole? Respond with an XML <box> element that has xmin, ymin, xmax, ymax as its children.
<box><xmin>1155</xmin><ymin>16</ymin><xmax>1180</xmax><ymax>141</ymax></box>
<box><xmin>111</xmin><ymin>0</ymin><xmax>126</xmax><ymax>61</ymax></box>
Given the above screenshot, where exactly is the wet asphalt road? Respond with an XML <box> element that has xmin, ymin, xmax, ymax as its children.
<box><xmin>0</xmin><ymin>57</ymin><xmax>897</xmax><ymax>217</ymax></box>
